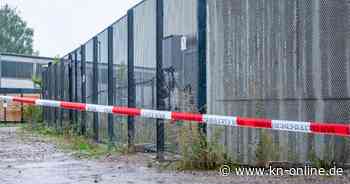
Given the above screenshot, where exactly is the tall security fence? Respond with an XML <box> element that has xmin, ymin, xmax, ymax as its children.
<box><xmin>207</xmin><ymin>0</ymin><xmax>350</xmax><ymax>165</ymax></box>
<box><xmin>42</xmin><ymin>0</ymin><xmax>203</xmax><ymax>157</ymax></box>
<box><xmin>42</xmin><ymin>0</ymin><xmax>350</xmax><ymax>165</ymax></box>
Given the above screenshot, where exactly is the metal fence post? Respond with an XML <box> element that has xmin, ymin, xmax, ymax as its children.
<box><xmin>156</xmin><ymin>0</ymin><xmax>165</xmax><ymax>160</ymax></box>
<box><xmin>41</xmin><ymin>68</ymin><xmax>46</xmax><ymax>123</ymax></box>
<box><xmin>47</xmin><ymin>62</ymin><xmax>52</xmax><ymax>127</ymax></box>
<box><xmin>74</xmin><ymin>50</ymin><xmax>78</xmax><ymax>132</ymax></box>
<box><xmin>54</xmin><ymin>62</ymin><xmax>58</xmax><ymax>130</ymax></box>
<box><xmin>68</xmin><ymin>54</ymin><xmax>73</xmax><ymax>126</ymax></box>
<box><xmin>44</xmin><ymin>68</ymin><xmax>48</xmax><ymax>124</ymax></box>
<box><xmin>80</xmin><ymin>45</ymin><xmax>87</xmax><ymax>135</ymax></box>
<box><xmin>93</xmin><ymin>36</ymin><xmax>99</xmax><ymax>142</ymax></box>
<box><xmin>127</xmin><ymin>9</ymin><xmax>135</xmax><ymax>152</ymax></box>
<box><xmin>197</xmin><ymin>0</ymin><xmax>207</xmax><ymax>134</ymax></box>
<box><xmin>60</xmin><ymin>59</ymin><xmax>65</xmax><ymax>133</ymax></box>
<box><xmin>107</xmin><ymin>26</ymin><xmax>115</xmax><ymax>144</ymax></box>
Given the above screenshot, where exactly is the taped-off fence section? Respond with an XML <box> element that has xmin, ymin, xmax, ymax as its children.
<box><xmin>41</xmin><ymin>0</ymin><xmax>350</xmax><ymax>165</ymax></box>
<box><xmin>2</xmin><ymin>95</ymin><xmax>350</xmax><ymax>136</ymax></box>
<box><xmin>207</xmin><ymin>0</ymin><xmax>350</xmax><ymax>165</ymax></box>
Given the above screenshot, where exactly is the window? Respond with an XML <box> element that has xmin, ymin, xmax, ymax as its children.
<box><xmin>1</xmin><ymin>61</ymin><xmax>34</xmax><ymax>79</ymax></box>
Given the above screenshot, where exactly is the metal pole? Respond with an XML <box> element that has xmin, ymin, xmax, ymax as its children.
<box><xmin>54</xmin><ymin>63</ymin><xmax>58</xmax><ymax>130</ymax></box>
<box><xmin>80</xmin><ymin>45</ymin><xmax>87</xmax><ymax>135</ymax></box>
<box><xmin>48</xmin><ymin>62</ymin><xmax>52</xmax><ymax>127</ymax></box>
<box><xmin>41</xmin><ymin>67</ymin><xmax>46</xmax><ymax>123</ymax></box>
<box><xmin>107</xmin><ymin>26</ymin><xmax>115</xmax><ymax>145</ymax></box>
<box><xmin>92</xmin><ymin>36</ymin><xmax>99</xmax><ymax>142</ymax></box>
<box><xmin>60</xmin><ymin>59</ymin><xmax>64</xmax><ymax>133</ymax></box>
<box><xmin>68</xmin><ymin>54</ymin><xmax>73</xmax><ymax>126</ymax></box>
<box><xmin>127</xmin><ymin>9</ymin><xmax>135</xmax><ymax>152</ymax></box>
<box><xmin>156</xmin><ymin>0</ymin><xmax>165</xmax><ymax>160</ymax></box>
<box><xmin>74</xmin><ymin>50</ymin><xmax>78</xmax><ymax>132</ymax></box>
<box><xmin>197</xmin><ymin>0</ymin><xmax>207</xmax><ymax>135</ymax></box>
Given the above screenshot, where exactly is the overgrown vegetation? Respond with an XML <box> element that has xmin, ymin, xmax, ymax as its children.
<box><xmin>170</xmin><ymin>90</ymin><xmax>236</xmax><ymax>170</ymax></box>
<box><xmin>254</xmin><ymin>101</ymin><xmax>280</xmax><ymax>167</ymax></box>
<box><xmin>174</xmin><ymin>123</ymin><xmax>236</xmax><ymax>170</ymax></box>
<box><xmin>255</xmin><ymin>130</ymin><xmax>279</xmax><ymax>167</ymax></box>
<box><xmin>22</xmin><ymin>121</ymin><xmax>127</xmax><ymax>159</ymax></box>
<box><xmin>21</xmin><ymin>106</ymin><xmax>127</xmax><ymax>159</ymax></box>
<box><xmin>23</xmin><ymin>106</ymin><xmax>43</xmax><ymax>124</ymax></box>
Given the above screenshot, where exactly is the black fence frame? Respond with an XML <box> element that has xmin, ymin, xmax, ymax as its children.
<box><xmin>42</xmin><ymin>0</ymin><xmax>207</xmax><ymax>158</ymax></box>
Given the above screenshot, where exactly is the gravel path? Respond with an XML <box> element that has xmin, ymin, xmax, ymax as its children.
<box><xmin>0</xmin><ymin>127</ymin><xmax>349</xmax><ymax>184</ymax></box>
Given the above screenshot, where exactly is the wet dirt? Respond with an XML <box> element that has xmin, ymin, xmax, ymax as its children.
<box><xmin>0</xmin><ymin>127</ymin><xmax>349</xmax><ymax>184</ymax></box>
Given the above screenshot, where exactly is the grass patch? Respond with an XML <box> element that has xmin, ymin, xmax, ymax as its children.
<box><xmin>21</xmin><ymin>122</ymin><xmax>126</xmax><ymax>159</ymax></box>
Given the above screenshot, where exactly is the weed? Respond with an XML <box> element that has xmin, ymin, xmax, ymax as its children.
<box><xmin>175</xmin><ymin>122</ymin><xmax>235</xmax><ymax>170</ymax></box>
<box><xmin>173</xmin><ymin>90</ymin><xmax>235</xmax><ymax>170</ymax></box>
<box><xmin>31</xmin><ymin>76</ymin><xmax>42</xmax><ymax>88</ymax></box>
<box><xmin>255</xmin><ymin>129</ymin><xmax>279</xmax><ymax>167</ymax></box>
<box><xmin>23</xmin><ymin>106</ymin><xmax>43</xmax><ymax>129</ymax></box>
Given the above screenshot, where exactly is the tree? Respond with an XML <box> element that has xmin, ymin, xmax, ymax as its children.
<box><xmin>0</xmin><ymin>4</ymin><xmax>34</xmax><ymax>55</ymax></box>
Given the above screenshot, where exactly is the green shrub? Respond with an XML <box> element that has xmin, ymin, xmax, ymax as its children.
<box><xmin>23</xmin><ymin>106</ymin><xmax>43</xmax><ymax>125</ymax></box>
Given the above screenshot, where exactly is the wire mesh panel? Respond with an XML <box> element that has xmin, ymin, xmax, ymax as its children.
<box><xmin>113</xmin><ymin>16</ymin><xmax>129</xmax><ymax>145</ymax></box>
<box><xmin>163</xmin><ymin>0</ymin><xmax>198</xmax><ymax>152</ymax></box>
<box><xmin>207</xmin><ymin>0</ymin><xmax>350</xmax><ymax>165</ymax></box>
<box><xmin>85</xmin><ymin>39</ymin><xmax>94</xmax><ymax>138</ymax></box>
<box><xmin>97</xmin><ymin>30</ymin><xmax>109</xmax><ymax>142</ymax></box>
<box><xmin>133</xmin><ymin>0</ymin><xmax>157</xmax><ymax>146</ymax></box>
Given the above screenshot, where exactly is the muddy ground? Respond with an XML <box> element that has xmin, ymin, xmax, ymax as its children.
<box><xmin>0</xmin><ymin>127</ymin><xmax>349</xmax><ymax>184</ymax></box>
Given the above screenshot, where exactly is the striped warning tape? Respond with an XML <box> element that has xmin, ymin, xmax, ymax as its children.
<box><xmin>1</xmin><ymin>95</ymin><xmax>349</xmax><ymax>137</ymax></box>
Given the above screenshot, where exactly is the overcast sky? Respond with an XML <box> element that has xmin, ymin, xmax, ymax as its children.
<box><xmin>0</xmin><ymin>0</ymin><xmax>141</xmax><ymax>57</ymax></box>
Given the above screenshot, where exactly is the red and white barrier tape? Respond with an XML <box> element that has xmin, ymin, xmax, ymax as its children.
<box><xmin>1</xmin><ymin>96</ymin><xmax>349</xmax><ymax>137</ymax></box>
